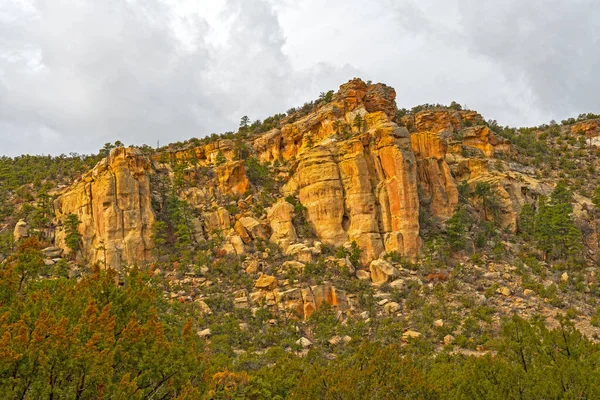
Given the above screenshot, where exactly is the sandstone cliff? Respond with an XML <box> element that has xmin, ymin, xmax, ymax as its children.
<box><xmin>51</xmin><ymin>78</ymin><xmax>550</xmax><ymax>269</ymax></box>
<box><xmin>54</xmin><ymin>148</ymin><xmax>155</xmax><ymax>267</ymax></box>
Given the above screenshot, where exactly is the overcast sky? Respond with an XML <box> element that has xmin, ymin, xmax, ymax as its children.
<box><xmin>1</xmin><ymin>0</ymin><xmax>599</xmax><ymax>156</ymax></box>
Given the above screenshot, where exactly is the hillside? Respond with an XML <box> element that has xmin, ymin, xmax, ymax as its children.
<box><xmin>2</xmin><ymin>78</ymin><xmax>600</xmax><ymax>398</ymax></box>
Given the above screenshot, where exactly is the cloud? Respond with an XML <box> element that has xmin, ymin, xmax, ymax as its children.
<box><xmin>1</xmin><ymin>0</ymin><xmax>599</xmax><ymax>156</ymax></box>
<box><xmin>0</xmin><ymin>0</ymin><xmax>342</xmax><ymax>156</ymax></box>
<box><xmin>456</xmin><ymin>0</ymin><xmax>600</xmax><ymax>120</ymax></box>
<box><xmin>381</xmin><ymin>0</ymin><xmax>600</xmax><ymax>124</ymax></box>
<box><xmin>1</xmin><ymin>0</ymin><xmax>214</xmax><ymax>155</ymax></box>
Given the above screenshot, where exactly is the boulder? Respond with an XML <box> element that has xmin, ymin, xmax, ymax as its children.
<box><xmin>328</xmin><ymin>335</ymin><xmax>352</xmax><ymax>346</ymax></box>
<box><xmin>14</xmin><ymin>219</ymin><xmax>28</xmax><ymax>242</ymax></box>
<box><xmin>195</xmin><ymin>300</ymin><xmax>212</xmax><ymax>316</ymax></box>
<box><xmin>384</xmin><ymin>301</ymin><xmax>401</xmax><ymax>314</ymax></box>
<box><xmin>42</xmin><ymin>246</ymin><xmax>64</xmax><ymax>259</ymax></box>
<box><xmin>239</xmin><ymin>217</ymin><xmax>271</xmax><ymax>241</ymax></box>
<box><xmin>204</xmin><ymin>207</ymin><xmax>232</xmax><ymax>233</ymax></box>
<box><xmin>244</xmin><ymin>259</ymin><xmax>261</xmax><ymax>275</ymax></box>
<box><xmin>267</xmin><ymin>199</ymin><xmax>298</xmax><ymax>249</ymax></box>
<box><xmin>228</xmin><ymin>234</ymin><xmax>246</xmax><ymax>255</ymax></box>
<box><xmin>234</xmin><ymin>220</ymin><xmax>252</xmax><ymax>244</ymax></box>
<box><xmin>279</xmin><ymin>261</ymin><xmax>305</xmax><ymax>274</ymax></box>
<box><xmin>296</xmin><ymin>337</ymin><xmax>313</xmax><ymax>348</ymax></box>
<box><xmin>285</xmin><ymin>243</ymin><xmax>313</xmax><ymax>263</ymax></box>
<box><xmin>369</xmin><ymin>259</ymin><xmax>399</xmax><ymax>285</ymax></box>
<box><xmin>389</xmin><ymin>279</ymin><xmax>405</xmax><ymax>290</ymax></box>
<box><xmin>255</xmin><ymin>275</ymin><xmax>278</xmax><ymax>290</ymax></box>
<box><xmin>197</xmin><ymin>328</ymin><xmax>211</xmax><ymax>339</ymax></box>
<box><xmin>497</xmin><ymin>286</ymin><xmax>512</xmax><ymax>297</ymax></box>
<box><xmin>402</xmin><ymin>330</ymin><xmax>422</xmax><ymax>340</ymax></box>
<box><xmin>356</xmin><ymin>270</ymin><xmax>371</xmax><ymax>280</ymax></box>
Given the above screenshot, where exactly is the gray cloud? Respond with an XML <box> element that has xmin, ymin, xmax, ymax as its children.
<box><xmin>456</xmin><ymin>0</ymin><xmax>600</xmax><ymax>120</ymax></box>
<box><xmin>0</xmin><ymin>0</ymin><xmax>338</xmax><ymax>156</ymax></box>
<box><xmin>0</xmin><ymin>0</ymin><xmax>599</xmax><ymax>156</ymax></box>
<box><xmin>382</xmin><ymin>0</ymin><xmax>600</xmax><ymax>124</ymax></box>
<box><xmin>2</xmin><ymin>0</ymin><xmax>216</xmax><ymax>155</ymax></box>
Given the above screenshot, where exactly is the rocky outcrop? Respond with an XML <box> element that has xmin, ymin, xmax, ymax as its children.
<box><xmin>13</xmin><ymin>219</ymin><xmax>28</xmax><ymax>242</ymax></box>
<box><xmin>284</xmin><ymin>129</ymin><xmax>422</xmax><ymax>264</ymax></box>
<box><xmin>408</xmin><ymin>109</ymin><xmax>515</xmax><ymax>222</ymax></box>
<box><xmin>252</xmin><ymin>282</ymin><xmax>357</xmax><ymax>320</ymax></box>
<box><xmin>468</xmin><ymin>172</ymin><xmax>552</xmax><ymax>231</ymax></box>
<box><xmin>48</xmin><ymin>78</ymin><xmax>553</xmax><ymax>269</ymax></box>
<box><xmin>571</xmin><ymin>119</ymin><xmax>600</xmax><ymax>138</ymax></box>
<box><xmin>411</xmin><ymin>131</ymin><xmax>458</xmax><ymax>219</ymax></box>
<box><xmin>276</xmin><ymin>81</ymin><xmax>421</xmax><ymax>263</ymax></box>
<box><xmin>238</xmin><ymin>216</ymin><xmax>270</xmax><ymax>241</ymax></box>
<box><xmin>54</xmin><ymin>148</ymin><xmax>155</xmax><ymax>267</ymax></box>
<box><xmin>267</xmin><ymin>199</ymin><xmax>298</xmax><ymax>249</ymax></box>
<box><xmin>216</xmin><ymin>161</ymin><xmax>249</xmax><ymax>197</ymax></box>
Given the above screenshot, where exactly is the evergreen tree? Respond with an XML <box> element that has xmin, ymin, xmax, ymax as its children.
<box><xmin>30</xmin><ymin>191</ymin><xmax>53</xmax><ymax>238</ymax></box>
<box><xmin>353</xmin><ymin>114</ymin><xmax>366</xmax><ymax>133</ymax></box>
<box><xmin>592</xmin><ymin>186</ymin><xmax>600</xmax><ymax>209</ymax></box>
<box><xmin>534</xmin><ymin>196</ymin><xmax>553</xmax><ymax>259</ymax></box>
<box><xmin>447</xmin><ymin>208</ymin><xmax>470</xmax><ymax>251</ymax></box>
<box><xmin>457</xmin><ymin>180</ymin><xmax>470</xmax><ymax>205</ymax></box>
<box><xmin>215</xmin><ymin>151</ymin><xmax>227</xmax><ymax>165</ymax></box>
<box><xmin>64</xmin><ymin>213</ymin><xmax>82</xmax><ymax>258</ymax></box>
<box><xmin>534</xmin><ymin>181</ymin><xmax>582</xmax><ymax>260</ymax></box>
<box><xmin>518</xmin><ymin>203</ymin><xmax>535</xmax><ymax>239</ymax></box>
<box><xmin>472</xmin><ymin>181</ymin><xmax>501</xmax><ymax>222</ymax></box>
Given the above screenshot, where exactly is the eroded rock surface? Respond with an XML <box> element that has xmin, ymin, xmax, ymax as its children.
<box><xmin>54</xmin><ymin>148</ymin><xmax>155</xmax><ymax>267</ymax></box>
<box><xmin>50</xmin><ymin>78</ymin><xmax>552</xmax><ymax>268</ymax></box>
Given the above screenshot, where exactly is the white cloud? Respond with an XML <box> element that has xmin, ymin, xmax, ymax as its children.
<box><xmin>0</xmin><ymin>0</ymin><xmax>598</xmax><ymax>156</ymax></box>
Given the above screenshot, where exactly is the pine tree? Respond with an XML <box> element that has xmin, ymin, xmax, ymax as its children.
<box><xmin>64</xmin><ymin>213</ymin><xmax>82</xmax><ymax>258</ymax></box>
<box><xmin>534</xmin><ymin>196</ymin><xmax>553</xmax><ymax>259</ymax></box>
<box><xmin>518</xmin><ymin>203</ymin><xmax>535</xmax><ymax>239</ymax></box>
<box><xmin>31</xmin><ymin>191</ymin><xmax>53</xmax><ymax>238</ymax></box>
<box><xmin>472</xmin><ymin>181</ymin><xmax>501</xmax><ymax>223</ymax></box>
<box><xmin>353</xmin><ymin>114</ymin><xmax>365</xmax><ymax>133</ymax></box>
<box><xmin>534</xmin><ymin>181</ymin><xmax>582</xmax><ymax>260</ymax></box>
<box><xmin>447</xmin><ymin>208</ymin><xmax>470</xmax><ymax>251</ymax></box>
<box><xmin>592</xmin><ymin>186</ymin><xmax>600</xmax><ymax>209</ymax></box>
<box><xmin>215</xmin><ymin>151</ymin><xmax>227</xmax><ymax>165</ymax></box>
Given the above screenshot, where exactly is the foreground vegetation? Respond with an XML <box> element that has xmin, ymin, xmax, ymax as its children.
<box><xmin>0</xmin><ymin>239</ymin><xmax>599</xmax><ymax>399</ymax></box>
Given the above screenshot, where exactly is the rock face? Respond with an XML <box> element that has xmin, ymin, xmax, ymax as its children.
<box><xmin>409</xmin><ymin>109</ymin><xmax>512</xmax><ymax>220</ymax></box>
<box><xmin>48</xmin><ymin>78</ymin><xmax>552</xmax><ymax>269</ymax></box>
<box><xmin>405</xmin><ymin>107</ymin><xmax>547</xmax><ymax>231</ymax></box>
<box><xmin>54</xmin><ymin>148</ymin><xmax>155</xmax><ymax>267</ymax></box>
<box><xmin>279</xmin><ymin>80</ymin><xmax>421</xmax><ymax>263</ymax></box>
<box><xmin>267</xmin><ymin>199</ymin><xmax>298</xmax><ymax>249</ymax></box>
<box><xmin>216</xmin><ymin>161</ymin><xmax>249</xmax><ymax>197</ymax></box>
